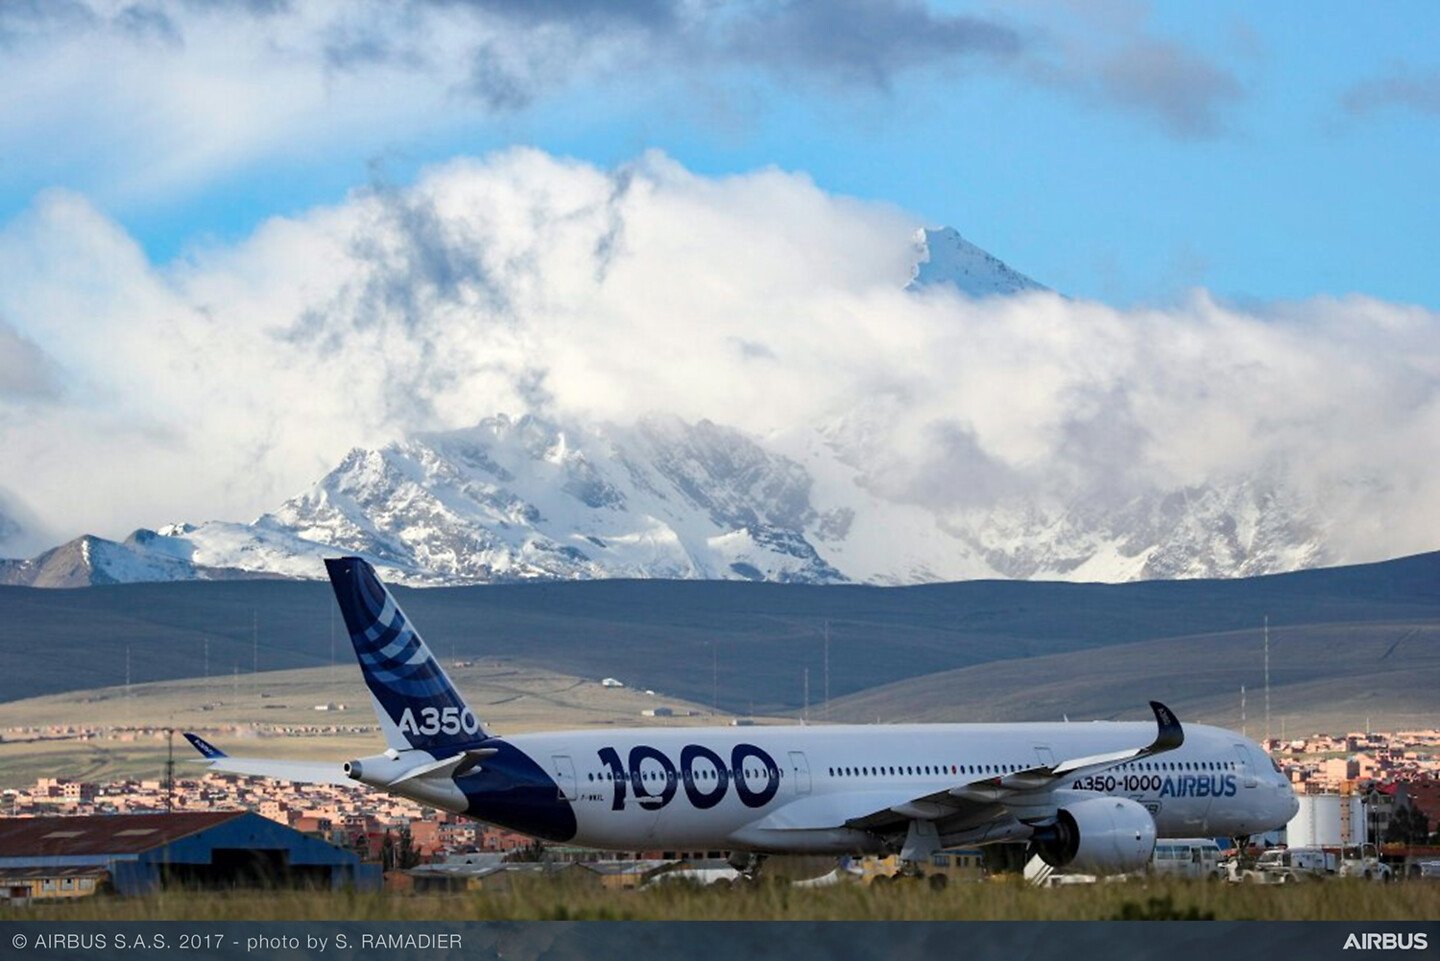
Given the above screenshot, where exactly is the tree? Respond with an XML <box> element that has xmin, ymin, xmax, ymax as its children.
<box><xmin>503</xmin><ymin>839</ymin><xmax>548</xmax><ymax>863</ymax></box>
<box><xmin>381</xmin><ymin>828</ymin><xmax>421</xmax><ymax>870</ymax></box>
<box><xmin>1385</xmin><ymin>807</ymin><xmax>1431</xmax><ymax>846</ymax></box>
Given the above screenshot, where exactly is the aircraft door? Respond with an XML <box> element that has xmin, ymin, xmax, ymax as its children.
<box><xmin>789</xmin><ymin>751</ymin><xmax>812</xmax><ymax>796</ymax></box>
<box><xmin>551</xmin><ymin>755</ymin><xmax>578</xmax><ymax>801</ymax></box>
<box><xmin>1233</xmin><ymin>745</ymin><xmax>1257</xmax><ymax>789</ymax></box>
<box><xmin>1034</xmin><ymin>746</ymin><xmax>1056</xmax><ymax>768</ymax></box>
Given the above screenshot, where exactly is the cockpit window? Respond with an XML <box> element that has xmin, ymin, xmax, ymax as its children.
<box><xmin>1270</xmin><ymin>756</ymin><xmax>1282</xmax><ymax>774</ymax></box>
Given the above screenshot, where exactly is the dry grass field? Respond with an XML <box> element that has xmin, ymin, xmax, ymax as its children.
<box><xmin>8</xmin><ymin>876</ymin><xmax>1438</xmax><ymax>921</ymax></box>
<box><xmin>0</xmin><ymin>661</ymin><xmax>781</xmax><ymax>789</ymax></box>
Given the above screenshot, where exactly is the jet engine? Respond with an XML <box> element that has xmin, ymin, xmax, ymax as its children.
<box><xmin>1031</xmin><ymin>796</ymin><xmax>1157</xmax><ymax>875</ymax></box>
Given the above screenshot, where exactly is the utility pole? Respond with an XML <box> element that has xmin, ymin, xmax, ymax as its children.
<box><xmin>1263</xmin><ymin>615</ymin><xmax>1271</xmax><ymax>749</ymax></box>
<box><xmin>803</xmin><ymin>667</ymin><xmax>809</xmax><ymax>725</ymax></box>
<box><xmin>823</xmin><ymin>621</ymin><xmax>830</xmax><ymax>722</ymax></box>
<box><xmin>164</xmin><ymin>728</ymin><xmax>175</xmax><ymax>814</ymax></box>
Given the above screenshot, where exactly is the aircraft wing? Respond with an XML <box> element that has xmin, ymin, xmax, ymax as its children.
<box><xmin>757</xmin><ymin>701</ymin><xmax>1183</xmax><ymax>835</ymax></box>
<box><xmin>182</xmin><ymin>732</ymin><xmax>354</xmax><ymax>786</ymax></box>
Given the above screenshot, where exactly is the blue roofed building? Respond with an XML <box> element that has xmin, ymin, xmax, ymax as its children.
<box><xmin>0</xmin><ymin>812</ymin><xmax>380</xmax><ymax>901</ymax></box>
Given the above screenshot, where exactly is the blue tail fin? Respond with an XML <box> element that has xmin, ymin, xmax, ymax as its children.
<box><xmin>324</xmin><ymin>557</ymin><xmax>489</xmax><ymax>752</ymax></box>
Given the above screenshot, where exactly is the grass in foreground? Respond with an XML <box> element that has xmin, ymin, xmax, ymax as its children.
<box><xmin>9</xmin><ymin>878</ymin><xmax>1439</xmax><ymax>922</ymax></box>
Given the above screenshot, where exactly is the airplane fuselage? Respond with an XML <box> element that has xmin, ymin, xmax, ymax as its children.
<box><xmin>382</xmin><ymin>720</ymin><xmax>1297</xmax><ymax>854</ymax></box>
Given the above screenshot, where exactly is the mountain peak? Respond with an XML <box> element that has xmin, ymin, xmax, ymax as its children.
<box><xmin>907</xmin><ymin>227</ymin><xmax>1048</xmax><ymax>297</ymax></box>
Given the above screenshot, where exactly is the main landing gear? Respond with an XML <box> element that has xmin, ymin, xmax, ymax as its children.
<box><xmin>871</xmin><ymin>860</ymin><xmax>949</xmax><ymax>890</ymax></box>
<box><xmin>727</xmin><ymin>851</ymin><xmax>768</xmax><ymax>884</ymax></box>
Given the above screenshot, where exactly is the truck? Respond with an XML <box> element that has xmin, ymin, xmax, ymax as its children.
<box><xmin>1230</xmin><ymin>847</ymin><xmax>1337</xmax><ymax>884</ymax></box>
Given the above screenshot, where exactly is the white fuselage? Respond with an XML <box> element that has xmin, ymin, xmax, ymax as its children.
<box><xmin>407</xmin><ymin>719</ymin><xmax>1297</xmax><ymax>854</ymax></box>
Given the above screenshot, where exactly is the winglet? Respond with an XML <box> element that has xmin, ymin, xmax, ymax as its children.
<box><xmin>1047</xmin><ymin>701</ymin><xmax>1185</xmax><ymax>777</ymax></box>
<box><xmin>1148</xmin><ymin>700</ymin><xmax>1183</xmax><ymax>754</ymax></box>
<box><xmin>183</xmin><ymin>732</ymin><xmax>227</xmax><ymax>759</ymax></box>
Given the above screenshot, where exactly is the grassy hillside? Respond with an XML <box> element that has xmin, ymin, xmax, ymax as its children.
<box><xmin>0</xmin><ymin>661</ymin><xmax>775</xmax><ymax>790</ymax></box>
<box><xmin>825</xmin><ymin>619</ymin><xmax>1440</xmax><ymax>732</ymax></box>
<box><xmin>1</xmin><ymin>551</ymin><xmax>1435</xmax><ymax>715</ymax></box>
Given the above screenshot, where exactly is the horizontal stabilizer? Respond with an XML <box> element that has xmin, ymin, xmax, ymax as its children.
<box><xmin>183</xmin><ymin>733</ymin><xmax>352</xmax><ymax>785</ymax></box>
<box><xmin>183</xmin><ymin>732</ymin><xmax>226</xmax><ymax>759</ymax></box>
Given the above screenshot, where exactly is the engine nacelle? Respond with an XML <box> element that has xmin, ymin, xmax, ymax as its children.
<box><xmin>1033</xmin><ymin>796</ymin><xmax>1157</xmax><ymax>875</ymax></box>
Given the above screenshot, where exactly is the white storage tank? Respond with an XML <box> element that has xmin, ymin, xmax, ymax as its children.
<box><xmin>1286</xmin><ymin>793</ymin><xmax>1366</xmax><ymax>847</ymax></box>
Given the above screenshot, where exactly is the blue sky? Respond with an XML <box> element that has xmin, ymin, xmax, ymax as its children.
<box><xmin>1</xmin><ymin>1</ymin><xmax>1438</xmax><ymax>556</ymax></box>
<box><xmin>1</xmin><ymin>0</ymin><xmax>1437</xmax><ymax>307</ymax></box>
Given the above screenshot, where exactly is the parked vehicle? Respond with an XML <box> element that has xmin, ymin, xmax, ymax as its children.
<box><xmin>1336</xmin><ymin>843</ymin><xmax>1391</xmax><ymax>882</ymax></box>
<box><xmin>1229</xmin><ymin>847</ymin><xmax>1336</xmax><ymax>884</ymax></box>
<box><xmin>1150</xmin><ymin>838</ymin><xmax>1225</xmax><ymax>880</ymax></box>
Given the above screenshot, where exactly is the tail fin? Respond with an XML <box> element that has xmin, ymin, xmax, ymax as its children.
<box><xmin>324</xmin><ymin>557</ymin><xmax>490</xmax><ymax>752</ymax></box>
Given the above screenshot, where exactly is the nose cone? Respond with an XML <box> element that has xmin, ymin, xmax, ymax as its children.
<box><xmin>1278</xmin><ymin>780</ymin><xmax>1299</xmax><ymax>824</ymax></box>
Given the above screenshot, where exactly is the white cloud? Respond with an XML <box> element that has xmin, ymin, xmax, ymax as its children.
<box><xmin>0</xmin><ymin>148</ymin><xmax>1435</xmax><ymax>566</ymax></box>
<box><xmin>0</xmin><ymin>0</ymin><xmax>1243</xmax><ymax>211</ymax></box>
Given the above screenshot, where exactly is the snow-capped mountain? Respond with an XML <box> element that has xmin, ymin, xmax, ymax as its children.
<box><xmin>1</xmin><ymin>411</ymin><xmax>1330</xmax><ymax>589</ymax></box>
<box><xmin>0</xmin><ymin>531</ymin><xmax>263</xmax><ymax>588</ymax></box>
<box><xmin>3</xmin><ymin>415</ymin><xmax>851</xmax><ymax>587</ymax></box>
<box><xmin>931</xmin><ymin>480</ymin><xmax>1326</xmax><ymax>583</ymax></box>
<box><xmin>0</xmin><ymin>229</ymin><xmax>1334</xmax><ymax>588</ymax></box>
<box><xmin>256</xmin><ymin>414</ymin><xmax>844</xmax><ymax>585</ymax></box>
<box><xmin>908</xmin><ymin>227</ymin><xmax>1048</xmax><ymax>297</ymax></box>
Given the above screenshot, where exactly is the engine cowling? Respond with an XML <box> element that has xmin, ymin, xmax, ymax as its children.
<box><xmin>1032</xmin><ymin>796</ymin><xmax>1157</xmax><ymax>875</ymax></box>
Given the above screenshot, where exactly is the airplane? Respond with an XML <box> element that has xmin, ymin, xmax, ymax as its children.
<box><xmin>185</xmin><ymin>557</ymin><xmax>1299</xmax><ymax>879</ymax></box>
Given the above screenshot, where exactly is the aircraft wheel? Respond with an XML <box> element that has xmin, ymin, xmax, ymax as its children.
<box><xmin>871</xmin><ymin>874</ymin><xmax>894</xmax><ymax>887</ymax></box>
<box><xmin>928</xmin><ymin>873</ymin><xmax>949</xmax><ymax>892</ymax></box>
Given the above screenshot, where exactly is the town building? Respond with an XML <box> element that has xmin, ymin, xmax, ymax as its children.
<box><xmin>0</xmin><ymin>812</ymin><xmax>379</xmax><ymax>903</ymax></box>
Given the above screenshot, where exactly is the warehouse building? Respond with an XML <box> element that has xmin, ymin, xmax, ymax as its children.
<box><xmin>0</xmin><ymin>811</ymin><xmax>379</xmax><ymax>901</ymax></box>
